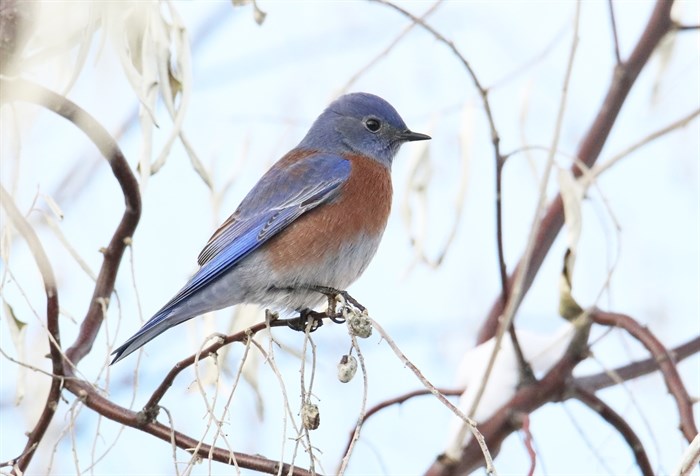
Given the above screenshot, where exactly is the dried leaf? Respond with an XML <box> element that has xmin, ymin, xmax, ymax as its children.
<box><xmin>557</xmin><ymin>167</ymin><xmax>585</xmax><ymax>320</ymax></box>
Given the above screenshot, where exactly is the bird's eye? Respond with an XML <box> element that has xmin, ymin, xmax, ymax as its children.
<box><xmin>364</xmin><ymin>118</ymin><xmax>381</xmax><ymax>133</ymax></box>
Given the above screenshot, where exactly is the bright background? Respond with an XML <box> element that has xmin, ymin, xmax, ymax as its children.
<box><xmin>1</xmin><ymin>1</ymin><xmax>698</xmax><ymax>475</ymax></box>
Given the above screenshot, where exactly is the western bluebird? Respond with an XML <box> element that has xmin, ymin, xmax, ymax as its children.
<box><xmin>111</xmin><ymin>92</ymin><xmax>430</xmax><ymax>364</ymax></box>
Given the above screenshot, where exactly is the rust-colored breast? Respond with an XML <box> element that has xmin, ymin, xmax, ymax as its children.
<box><xmin>265</xmin><ymin>154</ymin><xmax>392</xmax><ymax>269</ymax></box>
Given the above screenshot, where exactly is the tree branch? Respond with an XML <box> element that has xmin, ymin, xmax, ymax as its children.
<box><xmin>340</xmin><ymin>388</ymin><xmax>463</xmax><ymax>461</ymax></box>
<box><xmin>590</xmin><ymin>309</ymin><xmax>698</xmax><ymax>442</ymax></box>
<box><xmin>0</xmin><ymin>185</ymin><xmax>61</xmax><ymax>474</ymax></box>
<box><xmin>0</xmin><ymin>78</ymin><xmax>143</xmax><ymax>368</ymax></box>
<box><xmin>62</xmin><ymin>378</ymin><xmax>314</xmax><ymax>476</ymax></box>
<box><xmin>571</xmin><ymin>386</ymin><xmax>653</xmax><ymax>476</ymax></box>
<box><xmin>575</xmin><ymin>335</ymin><xmax>700</xmax><ymax>391</ymax></box>
<box><xmin>477</xmin><ymin>0</ymin><xmax>676</xmax><ymax>343</ymax></box>
<box><xmin>425</xmin><ymin>319</ymin><xmax>592</xmax><ymax>475</ymax></box>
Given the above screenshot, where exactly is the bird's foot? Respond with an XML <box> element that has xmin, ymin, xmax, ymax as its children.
<box><xmin>286</xmin><ymin>308</ymin><xmax>325</xmax><ymax>332</ymax></box>
<box><xmin>309</xmin><ymin>286</ymin><xmax>367</xmax><ymax>314</ymax></box>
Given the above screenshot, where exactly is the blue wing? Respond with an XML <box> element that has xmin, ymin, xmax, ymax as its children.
<box><xmin>111</xmin><ymin>151</ymin><xmax>351</xmax><ymax>363</ymax></box>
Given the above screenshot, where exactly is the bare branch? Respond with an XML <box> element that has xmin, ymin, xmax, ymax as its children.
<box><xmin>571</xmin><ymin>386</ymin><xmax>653</xmax><ymax>475</ymax></box>
<box><xmin>426</xmin><ymin>318</ymin><xmax>592</xmax><ymax>475</ymax></box>
<box><xmin>371</xmin><ymin>319</ymin><xmax>497</xmax><ymax>475</ymax></box>
<box><xmin>0</xmin><ymin>185</ymin><xmax>61</xmax><ymax>474</ymax></box>
<box><xmin>575</xmin><ymin>335</ymin><xmax>700</xmax><ymax>391</ymax></box>
<box><xmin>607</xmin><ymin>0</ymin><xmax>622</xmax><ymax>64</ymax></box>
<box><xmin>61</xmin><ymin>378</ymin><xmax>314</xmax><ymax>476</ymax></box>
<box><xmin>478</xmin><ymin>0</ymin><xmax>677</xmax><ymax>343</ymax></box>
<box><xmin>590</xmin><ymin>309</ymin><xmax>697</xmax><ymax>442</ymax></box>
<box><xmin>142</xmin><ymin>314</ymin><xmax>338</xmax><ymax>413</ymax></box>
<box><xmin>340</xmin><ymin>387</ymin><xmax>463</xmax><ymax>464</ymax></box>
<box><xmin>0</xmin><ymin>77</ymin><xmax>143</xmax><ymax>368</ymax></box>
<box><xmin>589</xmin><ymin>107</ymin><xmax>700</xmax><ymax>180</ymax></box>
<box><xmin>673</xmin><ymin>433</ymin><xmax>700</xmax><ymax>476</ymax></box>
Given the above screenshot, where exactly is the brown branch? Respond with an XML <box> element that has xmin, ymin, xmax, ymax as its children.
<box><xmin>674</xmin><ymin>23</ymin><xmax>700</xmax><ymax>31</ymax></box>
<box><xmin>477</xmin><ymin>0</ymin><xmax>676</xmax><ymax>344</ymax></box>
<box><xmin>515</xmin><ymin>413</ymin><xmax>536</xmax><ymax>476</ymax></box>
<box><xmin>62</xmin><ymin>378</ymin><xmax>315</xmax><ymax>476</ymax></box>
<box><xmin>0</xmin><ymin>78</ymin><xmax>143</xmax><ymax>369</ymax></box>
<box><xmin>143</xmin><ymin>312</ymin><xmax>340</xmax><ymax>414</ymax></box>
<box><xmin>340</xmin><ymin>388</ymin><xmax>463</xmax><ymax>461</ymax></box>
<box><xmin>371</xmin><ymin>0</ymin><xmax>535</xmax><ymax>388</ymax></box>
<box><xmin>0</xmin><ymin>186</ymin><xmax>62</xmax><ymax>473</ymax></box>
<box><xmin>575</xmin><ymin>335</ymin><xmax>700</xmax><ymax>391</ymax></box>
<box><xmin>425</xmin><ymin>318</ymin><xmax>593</xmax><ymax>476</ymax></box>
<box><xmin>607</xmin><ymin>0</ymin><xmax>622</xmax><ymax>64</ymax></box>
<box><xmin>571</xmin><ymin>386</ymin><xmax>653</xmax><ymax>476</ymax></box>
<box><xmin>372</xmin><ymin>0</ymin><xmax>507</xmax><ymax>299</ymax></box>
<box><xmin>144</xmin><ymin>321</ymin><xmax>268</xmax><ymax>413</ymax></box>
<box><xmin>590</xmin><ymin>309</ymin><xmax>698</xmax><ymax>442</ymax></box>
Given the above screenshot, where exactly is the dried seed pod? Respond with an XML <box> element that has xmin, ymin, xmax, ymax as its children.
<box><xmin>337</xmin><ymin>354</ymin><xmax>358</xmax><ymax>383</ymax></box>
<box><xmin>301</xmin><ymin>402</ymin><xmax>320</xmax><ymax>430</ymax></box>
<box><xmin>347</xmin><ymin>310</ymin><xmax>372</xmax><ymax>338</ymax></box>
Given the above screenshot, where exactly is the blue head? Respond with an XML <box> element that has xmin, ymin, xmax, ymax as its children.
<box><xmin>299</xmin><ymin>92</ymin><xmax>430</xmax><ymax>168</ymax></box>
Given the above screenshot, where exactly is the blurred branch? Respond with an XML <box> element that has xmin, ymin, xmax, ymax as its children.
<box><xmin>340</xmin><ymin>387</ymin><xmax>463</xmax><ymax>462</ymax></box>
<box><xmin>371</xmin><ymin>0</ymin><xmax>507</xmax><ymax>297</ymax></box>
<box><xmin>0</xmin><ymin>185</ymin><xmax>61</xmax><ymax>474</ymax></box>
<box><xmin>606</xmin><ymin>0</ymin><xmax>622</xmax><ymax>64</ymax></box>
<box><xmin>426</xmin><ymin>317</ymin><xmax>592</xmax><ymax>476</ymax></box>
<box><xmin>371</xmin><ymin>318</ymin><xmax>497</xmax><ymax>475</ymax></box>
<box><xmin>515</xmin><ymin>413</ymin><xmax>536</xmax><ymax>476</ymax></box>
<box><xmin>478</xmin><ymin>0</ymin><xmax>677</xmax><ymax>343</ymax></box>
<box><xmin>674</xmin><ymin>433</ymin><xmax>700</xmax><ymax>476</ymax></box>
<box><xmin>472</xmin><ymin>0</ymin><xmax>583</xmax><ymax>424</ymax></box>
<box><xmin>575</xmin><ymin>335</ymin><xmax>700</xmax><ymax>391</ymax></box>
<box><xmin>371</xmin><ymin>0</ymin><xmax>533</xmax><ymax>389</ymax></box>
<box><xmin>673</xmin><ymin>23</ymin><xmax>700</xmax><ymax>31</ymax></box>
<box><xmin>589</xmin><ymin>107</ymin><xmax>700</xmax><ymax>180</ymax></box>
<box><xmin>571</xmin><ymin>386</ymin><xmax>653</xmax><ymax>476</ymax></box>
<box><xmin>0</xmin><ymin>78</ymin><xmax>143</xmax><ymax>369</ymax></box>
<box><xmin>589</xmin><ymin>309</ymin><xmax>698</xmax><ymax>442</ymax></box>
<box><xmin>340</xmin><ymin>0</ymin><xmax>442</xmax><ymax>94</ymax></box>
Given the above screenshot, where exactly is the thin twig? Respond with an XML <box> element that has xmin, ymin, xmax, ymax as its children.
<box><xmin>61</xmin><ymin>377</ymin><xmax>313</xmax><ymax>475</ymax></box>
<box><xmin>571</xmin><ymin>386</ymin><xmax>653</xmax><ymax>476</ymax></box>
<box><xmin>0</xmin><ymin>78</ymin><xmax>143</xmax><ymax>370</ymax></box>
<box><xmin>0</xmin><ymin>184</ymin><xmax>61</xmax><ymax>474</ymax></box>
<box><xmin>588</xmin><ymin>107</ymin><xmax>700</xmax><ymax>181</ymax></box>
<box><xmin>339</xmin><ymin>0</ymin><xmax>442</xmax><ymax>94</ymax></box>
<box><xmin>340</xmin><ymin>387</ymin><xmax>462</xmax><ymax>460</ymax></box>
<box><xmin>673</xmin><ymin>432</ymin><xmax>700</xmax><ymax>476</ymax></box>
<box><xmin>607</xmin><ymin>0</ymin><xmax>622</xmax><ymax>64</ymax></box>
<box><xmin>590</xmin><ymin>309</ymin><xmax>698</xmax><ymax>442</ymax></box>
<box><xmin>478</xmin><ymin>0</ymin><xmax>676</xmax><ymax>343</ymax></box>
<box><xmin>575</xmin><ymin>335</ymin><xmax>700</xmax><ymax>391</ymax></box>
<box><xmin>427</xmin><ymin>318</ymin><xmax>592</xmax><ymax>475</ymax></box>
<box><xmin>336</xmin><ymin>336</ymin><xmax>369</xmax><ymax>475</ymax></box>
<box><xmin>371</xmin><ymin>319</ymin><xmax>497</xmax><ymax>475</ymax></box>
<box><xmin>469</xmin><ymin>0</ymin><xmax>582</xmax><ymax>422</ymax></box>
<box><xmin>142</xmin><ymin>315</ymin><xmax>335</xmax><ymax>413</ymax></box>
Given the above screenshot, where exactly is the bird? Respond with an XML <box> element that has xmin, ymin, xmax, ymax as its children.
<box><xmin>111</xmin><ymin>92</ymin><xmax>430</xmax><ymax>364</ymax></box>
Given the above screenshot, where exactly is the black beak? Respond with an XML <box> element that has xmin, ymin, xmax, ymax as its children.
<box><xmin>400</xmin><ymin>129</ymin><xmax>431</xmax><ymax>142</ymax></box>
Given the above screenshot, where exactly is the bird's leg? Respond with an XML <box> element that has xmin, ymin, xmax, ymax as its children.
<box><xmin>286</xmin><ymin>308</ymin><xmax>325</xmax><ymax>332</ymax></box>
<box><xmin>309</xmin><ymin>286</ymin><xmax>367</xmax><ymax>315</ymax></box>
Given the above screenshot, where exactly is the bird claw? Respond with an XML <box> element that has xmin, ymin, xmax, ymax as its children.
<box><xmin>286</xmin><ymin>309</ymin><xmax>325</xmax><ymax>332</ymax></box>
